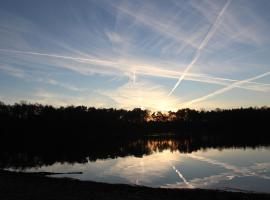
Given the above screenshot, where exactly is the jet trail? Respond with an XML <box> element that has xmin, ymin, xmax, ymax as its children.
<box><xmin>0</xmin><ymin>48</ymin><xmax>268</xmax><ymax>93</ymax></box>
<box><xmin>169</xmin><ymin>0</ymin><xmax>231</xmax><ymax>96</ymax></box>
<box><xmin>0</xmin><ymin>48</ymin><xmax>117</xmax><ymax>67</ymax></box>
<box><xmin>183</xmin><ymin>71</ymin><xmax>270</xmax><ymax>106</ymax></box>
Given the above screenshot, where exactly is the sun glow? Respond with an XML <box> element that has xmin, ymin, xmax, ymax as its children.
<box><xmin>157</xmin><ymin>100</ymin><xmax>172</xmax><ymax>111</ymax></box>
<box><xmin>102</xmin><ymin>81</ymin><xmax>180</xmax><ymax>111</ymax></box>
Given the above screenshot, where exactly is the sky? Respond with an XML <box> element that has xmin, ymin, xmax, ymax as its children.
<box><xmin>0</xmin><ymin>0</ymin><xmax>270</xmax><ymax>111</ymax></box>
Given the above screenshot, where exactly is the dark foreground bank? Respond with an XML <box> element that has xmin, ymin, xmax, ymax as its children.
<box><xmin>1</xmin><ymin>170</ymin><xmax>269</xmax><ymax>200</ymax></box>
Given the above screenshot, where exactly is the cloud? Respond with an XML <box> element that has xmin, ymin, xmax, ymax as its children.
<box><xmin>0</xmin><ymin>63</ymin><xmax>85</xmax><ymax>92</ymax></box>
<box><xmin>106</xmin><ymin>31</ymin><xmax>125</xmax><ymax>44</ymax></box>
<box><xmin>112</xmin><ymin>0</ymin><xmax>205</xmax><ymax>53</ymax></box>
<box><xmin>42</xmin><ymin>78</ymin><xmax>86</xmax><ymax>92</ymax></box>
<box><xmin>0</xmin><ymin>64</ymin><xmax>27</xmax><ymax>78</ymax></box>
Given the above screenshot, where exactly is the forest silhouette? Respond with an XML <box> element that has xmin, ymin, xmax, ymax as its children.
<box><xmin>1</xmin><ymin>101</ymin><xmax>270</xmax><ymax>136</ymax></box>
<box><xmin>1</xmin><ymin>101</ymin><xmax>270</xmax><ymax>169</ymax></box>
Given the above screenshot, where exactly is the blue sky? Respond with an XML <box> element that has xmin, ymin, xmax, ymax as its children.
<box><xmin>0</xmin><ymin>0</ymin><xmax>270</xmax><ymax>110</ymax></box>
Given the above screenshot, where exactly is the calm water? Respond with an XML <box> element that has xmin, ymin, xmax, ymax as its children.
<box><xmin>23</xmin><ymin>145</ymin><xmax>270</xmax><ymax>193</ymax></box>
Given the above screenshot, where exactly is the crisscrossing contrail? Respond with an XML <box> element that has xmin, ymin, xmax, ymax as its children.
<box><xmin>182</xmin><ymin>71</ymin><xmax>270</xmax><ymax>106</ymax></box>
<box><xmin>169</xmin><ymin>0</ymin><xmax>231</xmax><ymax>96</ymax></box>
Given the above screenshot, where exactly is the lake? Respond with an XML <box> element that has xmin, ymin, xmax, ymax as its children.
<box><xmin>12</xmin><ymin>138</ymin><xmax>269</xmax><ymax>193</ymax></box>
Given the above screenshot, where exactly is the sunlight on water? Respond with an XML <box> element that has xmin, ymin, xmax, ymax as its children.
<box><xmin>25</xmin><ymin>147</ymin><xmax>270</xmax><ymax>193</ymax></box>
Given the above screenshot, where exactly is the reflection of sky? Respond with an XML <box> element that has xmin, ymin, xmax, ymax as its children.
<box><xmin>26</xmin><ymin>147</ymin><xmax>270</xmax><ymax>193</ymax></box>
<box><xmin>211</xmin><ymin>176</ymin><xmax>270</xmax><ymax>193</ymax></box>
<box><xmin>1</xmin><ymin>0</ymin><xmax>270</xmax><ymax>110</ymax></box>
<box><xmin>192</xmin><ymin>147</ymin><xmax>270</xmax><ymax>167</ymax></box>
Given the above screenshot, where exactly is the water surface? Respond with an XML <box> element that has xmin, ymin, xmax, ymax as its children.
<box><xmin>22</xmin><ymin>143</ymin><xmax>270</xmax><ymax>193</ymax></box>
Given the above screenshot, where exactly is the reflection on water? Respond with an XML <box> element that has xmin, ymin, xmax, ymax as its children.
<box><xmin>2</xmin><ymin>138</ymin><xmax>270</xmax><ymax>193</ymax></box>
<box><xmin>25</xmin><ymin>147</ymin><xmax>270</xmax><ymax>193</ymax></box>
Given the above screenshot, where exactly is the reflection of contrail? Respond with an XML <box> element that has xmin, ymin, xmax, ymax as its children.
<box><xmin>182</xmin><ymin>71</ymin><xmax>270</xmax><ymax>106</ymax></box>
<box><xmin>164</xmin><ymin>172</ymin><xmax>235</xmax><ymax>189</ymax></box>
<box><xmin>169</xmin><ymin>0</ymin><xmax>231</xmax><ymax>96</ymax></box>
<box><xmin>171</xmin><ymin>165</ymin><xmax>194</xmax><ymax>188</ymax></box>
<box><xmin>165</xmin><ymin>165</ymin><xmax>270</xmax><ymax>189</ymax></box>
<box><xmin>188</xmin><ymin>154</ymin><xmax>270</xmax><ymax>180</ymax></box>
<box><xmin>173</xmin><ymin>155</ymin><xmax>270</xmax><ymax>189</ymax></box>
<box><xmin>188</xmin><ymin>154</ymin><xmax>247</xmax><ymax>174</ymax></box>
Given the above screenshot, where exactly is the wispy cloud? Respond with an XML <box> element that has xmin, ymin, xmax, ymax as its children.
<box><xmin>30</xmin><ymin>89</ymin><xmax>109</xmax><ymax>108</ymax></box>
<box><xmin>112</xmin><ymin>1</ymin><xmax>202</xmax><ymax>52</ymax></box>
<box><xmin>0</xmin><ymin>64</ymin><xmax>27</xmax><ymax>78</ymax></box>
<box><xmin>0</xmin><ymin>63</ymin><xmax>85</xmax><ymax>92</ymax></box>
<box><xmin>42</xmin><ymin>79</ymin><xmax>86</xmax><ymax>92</ymax></box>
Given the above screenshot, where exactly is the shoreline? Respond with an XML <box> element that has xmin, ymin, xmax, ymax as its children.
<box><xmin>1</xmin><ymin>170</ymin><xmax>269</xmax><ymax>200</ymax></box>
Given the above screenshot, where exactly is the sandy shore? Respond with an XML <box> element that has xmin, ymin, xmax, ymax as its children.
<box><xmin>0</xmin><ymin>170</ymin><xmax>269</xmax><ymax>200</ymax></box>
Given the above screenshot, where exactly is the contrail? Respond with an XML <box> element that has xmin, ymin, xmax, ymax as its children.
<box><xmin>136</xmin><ymin>67</ymin><xmax>270</xmax><ymax>92</ymax></box>
<box><xmin>0</xmin><ymin>48</ymin><xmax>269</xmax><ymax>93</ymax></box>
<box><xmin>182</xmin><ymin>71</ymin><xmax>270</xmax><ymax>106</ymax></box>
<box><xmin>169</xmin><ymin>0</ymin><xmax>231</xmax><ymax>96</ymax></box>
<box><xmin>0</xmin><ymin>48</ymin><xmax>118</xmax><ymax>67</ymax></box>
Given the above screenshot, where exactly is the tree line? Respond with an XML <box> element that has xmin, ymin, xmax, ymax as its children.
<box><xmin>1</xmin><ymin>101</ymin><xmax>270</xmax><ymax>137</ymax></box>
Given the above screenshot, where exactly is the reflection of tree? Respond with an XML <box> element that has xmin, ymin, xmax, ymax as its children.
<box><xmin>0</xmin><ymin>136</ymin><xmax>269</xmax><ymax>170</ymax></box>
<box><xmin>146</xmin><ymin>139</ymin><xmax>191</xmax><ymax>153</ymax></box>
